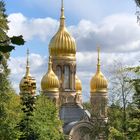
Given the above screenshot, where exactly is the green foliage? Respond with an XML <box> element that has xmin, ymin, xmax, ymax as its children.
<box><xmin>0</xmin><ymin>1</ymin><xmax>8</xmax><ymax>31</ymax></box>
<box><xmin>127</xmin><ymin>66</ymin><xmax>140</xmax><ymax>140</ymax></box>
<box><xmin>0</xmin><ymin>91</ymin><xmax>21</xmax><ymax>140</ymax></box>
<box><xmin>10</xmin><ymin>36</ymin><xmax>25</xmax><ymax>46</ymax></box>
<box><xmin>0</xmin><ymin>41</ymin><xmax>21</xmax><ymax>139</ymax></box>
<box><xmin>0</xmin><ymin>2</ymin><xmax>64</xmax><ymax>139</ymax></box>
<box><xmin>135</xmin><ymin>0</ymin><xmax>140</xmax><ymax>7</ymax></box>
<box><xmin>128</xmin><ymin>117</ymin><xmax>140</xmax><ymax>140</ymax></box>
<box><xmin>107</xmin><ymin>104</ymin><xmax>129</xmax><ymax>140</ymax></box>
<box><xmin>17</xmin><ymin>94</ymin><xmax>65</xmax><ymax>140</ymax></box>
<box><xmin>109</xmin><ymin>62</ymin><xmax>134</xmax><ymax>139</ymax></box>
<box><xmin>32</xmin><ymin>95</ymin><xmax>65</xmax><ymax>140</ymax></box>
<box><xmin>0</xmin><ymin>2</ymin><xmax>25</xmax><ymax>138</ymax></box>
<box><xmin>17</xmin><ymin>93</ymin><xmax>38</xmax><ymax>140</ymax></box>
<box><xmin>108</xmin><ymin>104</ymin><xmax>123</xmax><ymax>131</ymax></box>
<box><xmin>107</xmin><ymin>65</ymin><xmax>140</xmax><ymax>140</ymax></box>
<box><xmin>108</xmin><ymin>127</ymin><xmax>125</xmax><ymax>140</ymax></box>
<box><xmin>0</xmin><ymin>0</ymin><xmax>25</xmax><ymax>56</ymax></box>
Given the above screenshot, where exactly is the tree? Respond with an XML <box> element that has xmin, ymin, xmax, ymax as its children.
<box><xmin>0</xmin><ymin>0</ymin><xmax>25</xmax><ymax>75</ymax></box>
<box><xmin>134</xmin><ymin>0</ymin><xmax>140</xmax><ymax>25</ymax></box>
<box><xmin>32</xmin><ymin>95</ymin><xmax>65</xmax><ymax>140</ymax></box>
<box><xmin>108</xmin><ymin>127</ymin><xmax>125</xmax><ymax>140</ymax></box>
<box><xmin>108</xmin><ymin>61</ymin><xmax>133</xmax><ymax>139</ymax></box>
<box><xmin>17</xmin><ymin>94</ymin><xmax>65</xmax><ymax>140</ymax></box>
<box><xmin>135</xmin><ymin>0</ymin><xmax>140</xmax><ymax>7</ymax></box>
<box><xmin>127</xmin><ymin>66</ymin><xmax>140</xmax><ymax>140</ymax></box>
<box><xmin>0</xmin><ymin>39</ymin><xmax>21</xmax><ymax>139</ymax></box>
<box><xmin>0</xmin><ymin>1</ymin><xmax>24</xmax><ymax>138</ymax></box>
<box><xmin>108</xmin><ymin>104</ymin><xmax>126</xmax><ymax>140</ymax></box>
<box><xmin>0</xmin><ymin>1</ymin><xmax>26</xmax><ymax>137</ymax></box>
<box><xmin>17</xmin><ymin>93</ymin><xmax>38</xmax><ymax>140</ymax></box>
<box><xmin>0</xmin><ymin>90</ymin><xmax>21</xmax><ymax>140</ymax></box>
<box><xmin>0</xmin><ymin>0</ymin><xmax>25</xmax><ymax>60</ymax></box>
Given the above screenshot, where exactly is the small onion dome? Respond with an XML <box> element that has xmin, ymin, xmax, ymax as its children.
<box><xmin>20</xmin><ymin>76</ymin><xmax>36</xmax><ymax>93</ymax></box>
<box><xmin>75</xmin><ymin>75</ymin><xmax>82</xmax><ymax>93</ymax></box>
<box><xmin>90</xmin><ymin>48</ymin><xmax>108</xmax><ymax>93</ymax></box>
<box><xmin>49</xmin><ymin>1</ymin><xmax>76</xmax><ymax>58</ymax></box>
<box><xmin>41</xmin><ymin>56</ymin><xmax>59</xmax><ymax>92</ymax></box>
<box><xmin>90</xmin><ymin>71</ymin><xmax>108</xmax><ymax>93</ymax></box>
<box><xmin>19</xmin><ymin>49</ymin><xmax>36</xmax><ymax>94</ymax></box>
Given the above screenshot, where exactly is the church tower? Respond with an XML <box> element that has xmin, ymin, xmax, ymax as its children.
<box><xmin>19</xmin><ymin>49</ymin><xmax>36</xmax><ymax>95</ymax></box>
<box><xmin>41</xmin><ymin>56</ymin><xmax>60</xmax><ymax>105</ymax></box>
<box><xmin>90</xmin><ymin>48</ymin><xmax>108</xmax><ymax>122</ymax></box>
<box><xmin>49</xmin><ymin>0</ymin><xmax>78</xmax><ymax>105</ymax></box>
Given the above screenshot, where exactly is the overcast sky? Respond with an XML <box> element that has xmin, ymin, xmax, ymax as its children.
<box><xmin>5</xmin><ymin>0</ymin><xmax>140</xmax><ymax>101</ymax></box>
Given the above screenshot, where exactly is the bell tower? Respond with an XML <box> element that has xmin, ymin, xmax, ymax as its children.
<box><xmin>49</xmin><ymin>0</ymin><xmax>77</xmax><ymax>105</ymax></box>
<box><xmin>90</xmin><ymin>48</ymin><xmax>108</xmax><ymax>121</ymax></box>
<box><xmin>90</xmin><ymin>48</ymin><xmax>108</xmax><ymax>140</ymax></box>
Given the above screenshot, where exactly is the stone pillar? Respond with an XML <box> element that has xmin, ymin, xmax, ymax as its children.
<box><xmin>52</xmin><ymin>57</ymin><xmax>77</xmax><ymax>105</ymax></box>
<box><xmin>90</xmin><ymin>92</ymin><xmax>108</xmax><ymax>140</ymax></box>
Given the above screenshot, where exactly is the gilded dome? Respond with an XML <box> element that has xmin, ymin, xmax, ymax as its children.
<box><xmin>41</xmin><ymin>56</ymin><xmax>59</xmax><ymax>92</ymax></box>
<box><xmin>75</xmin><ymin>75</ymin><xmax>82</xmax><ymax>93</ymax></box>
<box><xmin>19</xmin><ymin>49</ymin><xmax>36</xmax><ymax>94</ymax></box>
<box><xmin>20</xmin><ymin>76</ymin><xmax>36</xmax><ymax>93</ymax></box>
<box><xmin>49</xmin><ymin>1</ymin><xmax>76</xmax><ymax>58</ymax></box>
<box><xmin>90</xmin><ymin>71</ymin><xmax>108</xmax><ymax>93</ymax></box>
<box><xmin>90</xmin><ymin>48</ymin><xmax>108</xmax><ymax>93</ymax></box>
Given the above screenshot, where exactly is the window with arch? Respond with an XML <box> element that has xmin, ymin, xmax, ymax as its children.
<box><xmin>56</xmin><ymin>65</ymin><xmax>62</xmax><ymax>80</ymax></box>
<box><xmin>64</xmin><ymin>65</ymin><xmax>70</xmax><ymax>89</ymax></box>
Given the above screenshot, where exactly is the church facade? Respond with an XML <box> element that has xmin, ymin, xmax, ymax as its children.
<box><xmin>19</xmin><ymin>1</ymin><xmax>108</xmax><ymax>140</ymax></box>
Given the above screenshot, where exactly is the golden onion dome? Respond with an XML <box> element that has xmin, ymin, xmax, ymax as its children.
<box><xmin>90</xmin><ymin>48</ymin><xmax>108</xmax><ymax>93</ymax></box>
<box><xmin>75</xmin><ymin>75</ymin><xmax>82</xmax><ymax>93</ymax></box>
<box><xmin>19</xmin><ymin>49</ymin><xmax>36</xmax><ymax>94</ymax></box>
<box><xmin>49</xmin><ymin>0</ymin><xmax>76</xmax><ymax>58</ymax></box>
<box><xmin>20</xmin><ymin>76</ymin><xmax>36</xmax><ymax>93</ymax></box>
<box><xmin>41</xmin><ymin>56</ymin><xmax>59</xmax><ymax>92</ymax></box>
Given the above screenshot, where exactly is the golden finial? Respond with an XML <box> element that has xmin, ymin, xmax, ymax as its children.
<box><xmin>27</xmin><ymin>48</ymin><xmax>29</xmax><ymax>67</ymax></box>
<box><xmin>60</xmin><ymin>0</ymin><xmax>65</xmax><ymax>28</ymax></box>
<box><xmin>48</xmin><ymin>56</ymin><xmax>52</xmax><ymax>71</ymax></box>
<box><xmin>90</xmin><ymin>47</ymin><xmax>108</xmax><ymax>93</ymax></box>
<box><xmin>61</xmin><ymin>0</ymin><xmax>64</xmax><ymax>9</ymax></box>
<box><xmin>97</xmin><ymin>47</ymin><xmax>101</xmax><ymax>73</ymax></box>
<box><xmin>25</xmin><ymin>48</ymin><xmax>31</xmax><ymax>77</ymax></box>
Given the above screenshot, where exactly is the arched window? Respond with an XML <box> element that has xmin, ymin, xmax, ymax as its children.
<box><xmin>64</xmin><ymin>65</ymin><xmax>70</xmax><ymax>89</ymax></box>
<box><xmin>56</xmin><ymin>66</ymin><xmax>61</xmax><ymax>80</ymax></box>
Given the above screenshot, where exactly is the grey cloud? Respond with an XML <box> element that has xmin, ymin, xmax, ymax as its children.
<box><xmin>7</xmin><ymin>13</ymin><xmax>140</xmax><ymax>101</ymax></box>
<box><xmin>8</xmin><ymin>13</ymin><xmax>59</xmax><ymax>41</ymax></box>
<box><xmin>8</xmin><ymin>13</ymin><xmax>140</xmax><ymax>53</ymax></box>
<box><xmin>70</xmin><ymin>14</ymin><xmax>140</xmax><ymax>53</ymax></box>
<box><xmin>8</xmin><ymin>51</ymin><xmax>139</xmax><ymax>101</ymax></box>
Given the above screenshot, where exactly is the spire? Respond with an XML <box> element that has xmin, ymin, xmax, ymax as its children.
<box><xmin>48</xmin><ymin>56</ymin><xmax>52</xmax><ymax>71</ymax></box>
<box><xmin>25</xmin><ymin>48</ymin><xmax>31</xmax><ymax>77</ymax></box>
<box><xmin>60</xmin><ymin>0</ymin><xmax>65</xmax><ymax>28</ymax></box>
<box><xmin>97</xmin><ymin>47</ymin><xmax>101</xmax><ymax>73</ymax></box>
<box><xmin>27</xmin><ymin>48</ymin><xmax>29</xmax><ymax>67</ymax></box>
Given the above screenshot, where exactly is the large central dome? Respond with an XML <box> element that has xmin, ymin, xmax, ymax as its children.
<box><xmin>49</xmin><ymin>2</ymin><xmax>76</xmax><ymax>58</ymax></box>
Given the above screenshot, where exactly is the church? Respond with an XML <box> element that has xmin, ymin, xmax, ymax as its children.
<box><xmin>19</xmin><ymin>1</ymin><xmax>108</xmax><ymax>140</ymax></box>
